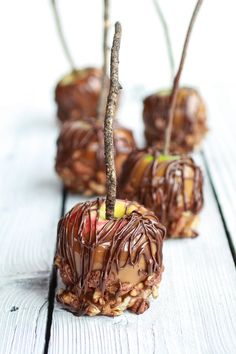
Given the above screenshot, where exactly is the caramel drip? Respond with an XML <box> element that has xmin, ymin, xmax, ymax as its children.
<box><xmin>118</xmin><ymin>148</ymin><xmax>204</xmax><ymax>231</ymax></box>
<box><xmin>56</xmin><ymin>199</ymin><xmax>165</xmax><ymax>298</ymax></box>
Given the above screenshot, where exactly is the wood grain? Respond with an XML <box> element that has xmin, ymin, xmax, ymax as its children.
<box><xmin>48</xmin><ymin>155</ymin><xmax>236</xmax><ymax>354</ymax></box>
<box><xmin>203</xmin><ymin>87</ymin><xmax>236</xmax><ymax>255</ymax></box>
<box><xmin>0</xmin><ymin>275</ymin><xmax>49</xmax><ymax>354</ymax></box>
<box><xmin>0</xmin><ymin>112</ymin><xmax>62</xmax><ymax>353</ymax></box>
<box><xmin>1</xmin><ymin>1</ymin><xmax>236</xmax><ymax>352</ymax></box>
<box><xmin>0</xmin><ymin>113</ymin><xmax>61</xmax><ymax>276</ymax></box>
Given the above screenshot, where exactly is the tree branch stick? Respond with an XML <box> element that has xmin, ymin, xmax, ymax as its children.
<box><xmin>153</xmin><ymin>0</ymin><xmax>175</xmax><ymax>81</ymax></box>
<box><xmin>105</xmin><ymin>22</ymin><xmax>122</xmax><ymax>219</ymax></box>
<box><xmin>51</xmin><ymin>0</ymin><xmax>76</xmax><ymax>72</ymax></box>
<box><xmin>164</xmin><ymin>0</ymin><xmax>203</xmax><ymax>155</ymax></box>
<box><xmin>97</xmin><ymin>0</ymin><xmax>110</xmax><ymax>120</ymax></box>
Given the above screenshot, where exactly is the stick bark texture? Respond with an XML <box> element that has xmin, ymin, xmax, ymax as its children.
<box><xmin>97</xmin><ymin>0</ymin><xmax>110</xmax><ymax>120</ymax></box>
<box><xmin>105</xmin><ymin>22</ymin><xmax>122</xmax><ymax>219</ymax></box>
<box><xmin>164</xmin><ymin>0</ymin><xmax>203</xmax><ymax>155</ymax></box>
<box><xmin>51</xmin><ymin>0</ymin><xmax>76</xmax><ymax>72</ymax></box>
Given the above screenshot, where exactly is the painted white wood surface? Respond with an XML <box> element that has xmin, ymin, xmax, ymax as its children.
<box><xmin>0</xmin><ymin>275</ymin><xmax>49</xmax><ymax>354</ymax></box>
<box><xmin>0</xmin><ymin>112</ymin><xmax>61</xmax><ymax>354</ymax></box>
<box><xmin>203</xmin><ymin>87</ymin><xmax>236</xmax><ymax>254</ymax></box>
<box><xmin>48</xmin><ymin>156</ymin><xmax>236</xmax><ymax>354</ymax></box>
<box><xmin>0</xmin><ymin>112</ymin><xmax>61</xmax><ymax>276</ymax></box>
<box><xmin>1</xmin><ymin>0</ymin><xmax>236</xmax><ymax>353</ymax></box>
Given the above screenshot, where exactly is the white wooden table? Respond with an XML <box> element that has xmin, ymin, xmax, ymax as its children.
<box><xmin>1</xmin><ymin>1</ymin><xmax>236</xmax><ymax>353</ymax></box>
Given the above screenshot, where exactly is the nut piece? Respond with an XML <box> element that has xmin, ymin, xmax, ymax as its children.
<box><xmin>136</xmin><ymin>282</ymin><xmax>144</xmax><ymax>290</ymax></box>
<box><xmin>93</xmin><ymin>289</ymin><xmax>102</xmax><ymax>303</ymax></box>
<box><xmin>117</xmin><ymin>296</ymin><xmax>131</xmax><ymax>310</ymax></box>
<box><xmin>54</xmin><ymin>256</ymin><xmax>61</xmax><ymax>267</ymax></box>
<box><xmin>119</xmin><ymin>282</ymin><xmax>133</xmax><ymax>295</ymax></box>
<box><xmin>130</xmin><ymin>298</ymin><xmax>149</xmax><ymax>314</ymax></box>
<box><xmin>105</xmin><ymin>274</ymin><xmax>119</xmax><ymax>294</ymax></box>
<box><xmin>86</xmin><ymin>304</ymin><xmax>101</xmax><ymax>316</ymax></box>
<box><xmin>130</xmin><ymin>289</ymin><xmax>139</xmax><ymax>297</ymax></box>
<box><xmin>129</xmin><ymin>282</ymin><xmax>145</xmax><ymax>297</ymax></box>
<box><xmin>57</xmin><ymin>290</ymin><xmax>80</xmax><ymax>310</ymax></box>
<box><xmin>152</xmin><ymin>286</ymin><xmax>159</xmax><ymax>299</ymax></box>
<box><xmin>112</xmin><ymin>296</ymin><xmax>131</xmax><ymax>316</ymax></box>
<box><xmin>145</xmin><ymin>274</ymin><xmax>157</xmax><ymax>287</ymax></box>
<box><xmin>87</xmin><ymin>271</ymin><xmax>100</xmax><ymax>288</ymax></box>
<box><xmin>99</xmin><ymin>298</ymin><xmax>106</xmax><ymax>306</ymax></box>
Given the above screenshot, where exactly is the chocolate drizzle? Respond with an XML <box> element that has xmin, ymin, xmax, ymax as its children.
<box><xmin>55</xmin><ymin>119</ymin><xmax>136</xmax><ymax>194</ymax></box>
<box><xmin>143</xmin><ymin>87</ymin><xmax>208</xmax><ymax>153</ymax></box>
<box><xmin>56</xmin><ymin>199</ymin><xmax>165</xmax><ymax>312</ymax></box>
<box><xmin>118</xmin><ymin>148</ymin><xmax>204</xmax><ymax>237</ymax></box>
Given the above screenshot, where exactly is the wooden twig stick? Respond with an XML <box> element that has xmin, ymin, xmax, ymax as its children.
<box><xmin>51</xmin><ymin>0</ymin><xmax>76</xmax><ymax>72</ymax></box>
<box><xmin>153</xmin><ymin>0</ymin><xmax>175</xmax><ymax>81</ymax></box>
<box><xmin>97</xmin><ymin>0</ymin><xmax>110</xmax><ymax>120</ymax></box>
<box><xmin>105</xmin><ymin>22</ymin><xmax>122</xmax><ymax>219</ymax></box>
<box><xmin>164</xmin><ymin>0</ymin><xmax>203</xmax><ymax>155</ymax></box>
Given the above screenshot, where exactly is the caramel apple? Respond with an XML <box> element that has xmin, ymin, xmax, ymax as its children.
<box><xmin>55</xmin><ymin>22</ymin><xmax>166</xmax><ymax>317</ymax></box>
<box><xmin>143</xmin><ymin>87</ymin><xmax>208</xmax><ymax>153</ymax></box>
<box><xmin>118</xmin><ymin>149</ymin><xmax>203</xmax><ymax>238</ymax></box>
<box><xmin>55</xmin><ymin>67</ymin><xmax>106</xmax><ymax>123</ymax></box>
<box><xmin>55</xmin><ymin>2</ymin><xmax>136</xmax><ymax>195</ymax></box>
<box><xmin>55</xmin><ymin>199</ymin><xmax>165</xmax><ymax>316</ymax></box>
<box><xmin>51</xmin><ymin>1</ymin><xmax>109</xmax><ymax>123</ymax></box>
<box><xmin>55</xmin><ymin>118</ymin><xmax>136</xmax><ymax>195</ymax></box>
<box><xmin>144</xmin><ymin>0</ymin><xmax>207</xmax><ymax>153</ymax></box>
<box><xmin>119</xmin><ymin>0</ymin><xmax>205</xmax><ymax>238</ymax></box>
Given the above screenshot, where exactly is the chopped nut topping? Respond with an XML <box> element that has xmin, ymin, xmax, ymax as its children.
<box><xmin>87</xmin><ymin>271</ymin><xmax>100</xmax><ymax>288</ymax></box>
<box><xmin>86</xmin><ymin>304</ymin><xmax>101</xmax><ymax>316</ymax></box>
<box><xmin>130</xmin><ymin>298</ymin><xmax>149</xmax><ymax>314</ymax></box>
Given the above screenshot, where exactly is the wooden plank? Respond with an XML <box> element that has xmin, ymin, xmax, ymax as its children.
<box><xmin>0</xmin><ymin>275</ymin><xmax>49</xmax><ymax>354</ymax></box>
<box><xmin>48</xmin><ymin>155</ymin><xmax>236</xmax><ymax>354</ymax></box>
<box><xmin>203</xmin><ymin>87</ymin><xmax>236</xmax><ymax>255</ymax></box>
<box><xmin>0</xmin><ymin>1</ymin><xmax>235</xmax><ymax>352</ymax></box>
<box><xmin>0</xmin><ymin>112</ymin><xmax>62</xmax><ymax>353</ymax></box>
<box><xmin>0</xmin><ymin>112</ymin><xmax>61</xmax><ymax>276</ymax></box>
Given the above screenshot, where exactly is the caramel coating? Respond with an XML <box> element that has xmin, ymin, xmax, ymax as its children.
<box><xmin>143</xmin><ymin>87</ymin><xmax>208</xmax><ymax>153</ymax></box>
<box><xmin>118</xmin><ymin>149</ymin><xmax>204</xmax><ymax>238</ymax></box>
<box><xmin>55</xmin><ymin>119</ymin><xmax>136</xmax><ymax>195</ymax></box>
<box><xmin>55</xmin><ymin>67</ymin><xmax>106</xmax><ymax>123</ymax></box>
<box><xmin>55</xmin><ymin>199</ymin><xmax>165</xmax><ymax>316</ymax></box>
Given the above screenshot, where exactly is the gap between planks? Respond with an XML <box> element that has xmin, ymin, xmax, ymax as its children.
<box><xmin>43</xmin><ymin>188</ymin><xmax>67</xmax><ymax>354</ymax></box>
<box><xmin>0</xmin><ymin>112</ymin><xmax>63</xmax><ymax>354</ymax></box>
<box><xmin>44</xmin><ymin>153</ymin><xmax>236</xmax><ymax>354</ymax></box>
<box><xmin>201</xmin><ymin>151</ymin><xmax>236</xmax><ymax>265</ymax></box>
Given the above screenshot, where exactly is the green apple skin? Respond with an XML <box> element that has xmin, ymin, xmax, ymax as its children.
<box><xmin>143</xmin><ymin>154</ymin><xmax>179</xmax><ymax>163</ymax></box>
